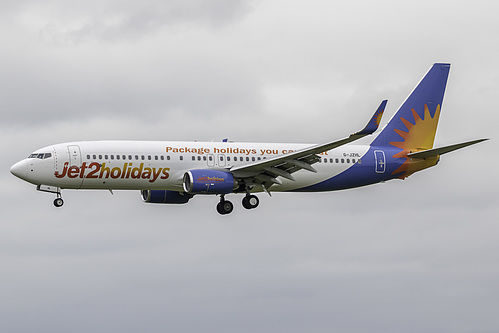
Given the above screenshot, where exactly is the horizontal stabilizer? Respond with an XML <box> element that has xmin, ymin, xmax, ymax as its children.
<box><xmin>407</xmin><ymin>139</ymin><xmax>488</xmax><ymax>159</ymax></box>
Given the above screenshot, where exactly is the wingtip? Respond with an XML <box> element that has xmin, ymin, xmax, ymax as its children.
<box><xmin>353</xmin><ymin>100</ymin><xmax>387</xmax><ymax>136</ymax></box>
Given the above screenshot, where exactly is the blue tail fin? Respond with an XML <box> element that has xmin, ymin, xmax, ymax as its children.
<box><xmin>371</xmin><ymin>63</ymin><xmax>450</xmax><ymax>150</ymax></box>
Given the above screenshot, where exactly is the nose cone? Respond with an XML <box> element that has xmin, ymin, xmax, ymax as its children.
<box><xmin>10</xmin><ymin>160</ymin><xmax>28</xmax><ymax>180</ymax></box>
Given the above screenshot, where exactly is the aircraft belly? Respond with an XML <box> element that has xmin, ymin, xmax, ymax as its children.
<box><xmin>79</xmin><ymin>174</ymin><xmax>180</xmax><ymax>190</ymax></box>
<box><xmin>271</xmin><ymin>166</ymin><xmax>349</xmax><ymax>192</ymax></box>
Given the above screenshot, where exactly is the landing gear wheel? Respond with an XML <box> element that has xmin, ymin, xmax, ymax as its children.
<box><xmin>216</xmin><ymin>200</ymin><xmax>234</xmax><ymax>215</ymax></box>
<box><xmin>54</xmin><ymin>198</ymin><xmax>64</xmax><ymax>207</ymax></box>
<box><xmin>242</xmin><ymin>195</ymin><xmax>259</xmax><ymax>209</ymax></box>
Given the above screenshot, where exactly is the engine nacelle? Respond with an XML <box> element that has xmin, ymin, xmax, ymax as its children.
<box><xmin>141</xmin><ymin>190</ymin><xmax>192</xmax><ymax>204</ymax></box>
<box><xmin>183</xmin><ymin>169</ymin><xmax>236</xmax><ymax>194</ymax></box>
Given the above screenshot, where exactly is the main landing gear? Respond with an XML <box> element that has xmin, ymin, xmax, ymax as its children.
<box><xmin>242</xmin><ymin>194</ymin><xmax>259</xmax><ymax>210</ymax></box>
<box><xmin>216</xmin><ymin>194</ymin><xmax>259</xmax><ymax>215</ymax></box>
<box><xmin>217</xmin><ymin>195</ymin><xmax>234</xmax><ymax>215</ymax></box>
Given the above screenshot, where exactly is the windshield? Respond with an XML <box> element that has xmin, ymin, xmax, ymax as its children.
<box><xmin>28</xmin><ymin>153</ymin><xmax>52</xmax><ymax>159</ymax></box>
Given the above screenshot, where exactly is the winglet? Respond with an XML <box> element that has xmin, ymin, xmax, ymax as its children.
<box><xmin>353</xmin><ymin>100</ymin><xmax>387</xmax><ymax>136</ymax></box>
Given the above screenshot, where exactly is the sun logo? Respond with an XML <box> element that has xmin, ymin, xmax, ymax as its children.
<box><xmin>389</xmin><ymin>104</ymin><xmax>441</xmax><ymax>177</ymax></box>
<box><xmin>374</xmin><ymin>110</ymin><xmax>384</xmax><ymax>127</ymax></box>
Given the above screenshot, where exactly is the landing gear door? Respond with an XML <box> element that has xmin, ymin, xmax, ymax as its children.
<box><xmin>68</xmin><ymin>145</ymin><xmax>82</xmax><ymax>166</ymax></box>
<box><xmin>374</xmin><ymin>150</ymin><xmax>386</xmax><ymax>174</ymax></box>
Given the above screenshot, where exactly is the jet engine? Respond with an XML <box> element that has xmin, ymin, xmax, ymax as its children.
<box><xmin>183</xmin><ymin>169</ymin><xmax>236</xmax><ymax>194</ymax></box>
<box><xmin>141</xmin><ymin>190</ymin><xmax>192</xmax><ymax>204</ymax></box>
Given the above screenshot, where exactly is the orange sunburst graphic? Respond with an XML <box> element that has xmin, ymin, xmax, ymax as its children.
<box><xmin>389</xmin><ymin>104</ymin><xmax>441</xmax><ymax>177</ymax></box>
<box><xmin>374</xmin><ymin>110</ymin><xmax>384</xmax><ymax>127</ymax></box>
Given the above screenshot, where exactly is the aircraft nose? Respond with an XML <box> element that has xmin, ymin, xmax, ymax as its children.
<box><xmin>10</xmin><ymin>160</ymin><xmax>28</xmax><ymax>180</ymax></box>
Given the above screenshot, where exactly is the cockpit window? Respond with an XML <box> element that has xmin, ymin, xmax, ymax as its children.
<box><xmin>28</xmin><ymin>153</ymin><xmax>52</xmax><ymax>159</ymax></box>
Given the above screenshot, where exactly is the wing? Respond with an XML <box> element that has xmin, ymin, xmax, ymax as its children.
<box><xmin>230</xmin><ymin>100</ymin><xmax>387</xmax><ymax>192</ymax></box>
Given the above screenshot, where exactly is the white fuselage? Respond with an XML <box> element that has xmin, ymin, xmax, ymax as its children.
<box><xmin>13</xmin><ymin>140</ymin><xmax>370</xmax><ymax>193</ymax></box>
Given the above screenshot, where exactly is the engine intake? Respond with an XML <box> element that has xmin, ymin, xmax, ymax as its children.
<box><xmin>183</xmin><ymin>169</ymin><xmax>236</xmax><ymax>194</ymax></box>
<box><xmin>141</xmin><ymin>190</ymin><xmax>192</xmax><ymax>204</ymax></box>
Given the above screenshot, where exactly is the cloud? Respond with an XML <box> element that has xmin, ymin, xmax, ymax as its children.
<box><xmin>2</xmin><ymin>1</ymin><xmax>499</xmax><ymax>332</ymax></box>
<box><xmin>30</xmin><ymin>0</ymin><xmax>257</xmax><ymax>44</ymax></box>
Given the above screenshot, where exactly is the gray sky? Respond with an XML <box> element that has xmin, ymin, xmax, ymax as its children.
<box><xmin>1</xmin><ymin>0</ymin><xmax>498</xmax><ymax>332</ymax></box>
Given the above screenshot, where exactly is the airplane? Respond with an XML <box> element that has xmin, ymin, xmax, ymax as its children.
<box><xmin>10</xmin><ymin>63</ymin><xmax>488</xmax><ymax>215</ymax></box>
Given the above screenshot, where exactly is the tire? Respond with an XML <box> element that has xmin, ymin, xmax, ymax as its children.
<box><xmin>54</xmin><ymin>198</ymin><xmax>64</xmax><ymax>207</ymax></box>
<box><xmin>216</xmin><ymin>202</ymin><xmax>225</xmax><ymax>214</ymax></box>
<box><xmin>242</xmin><ymin>195</ymin><xmax>259</xmax><ymax>209</ymax></box>
<box><xmin>217</xmin><ymin>200</ymin><xmax>233</xmax><ymax>215</ymax></box>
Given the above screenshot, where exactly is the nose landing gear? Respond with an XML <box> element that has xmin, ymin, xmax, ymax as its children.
<box><xmin>36</xmin><ymin>185</ymin><xmax>64</xmax><ymax>208</ymax></box>
<box><xmin>54</xmin><ymin>197</ymin><xmax>64</xmax><ymax>207</ymax></box>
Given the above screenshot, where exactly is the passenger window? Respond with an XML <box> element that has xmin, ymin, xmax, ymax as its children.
<box><xmin>93</xmin><ymin>155</ymin><xmax>97</xmax><ymax>159</ymax></box>
<box><xmin>352</xmin><ymin>158</ymin><xmax>356</xmax><ymax>163</ymax></box>
<box><xmin>87</xmin><ymin>155</ymin><xmax>90</xmax><ymax>159</ymax></box>
<box><xmin>252</xmin><ymin>157</ymin><xmax>255</xmax><ymax>161</ymax></box>
<box><xmin>148</xmin><ymin>155</ymin><xmax>151</xmax><ymax>160</ymax></box>
<box><xmin>180</xmin><ymin>156</ymin><xmax>183</xmax><ymax>161</ymax></box>
<box><xmin>209</xmin><ymin>156</ymin><xmax>213</xmax><ymax>161</ymax></box>
<box><xmin>141</xmin><ymin>155</ymin><xmax>145</xmax><ymax>160</ymax></box>
<box><xmin>347</xmin><ymin>159</ymin><xmax>350</xmax><ymax>163</ymax></box>
<box><xmin>111</xmin><ymin>155</ymin><xmax>114</xmax><ymax>160</ymax></box>
<box><xmin>330</xmin><ymin>158</ymin><xmax>333</xmax><ymax>163</ymax></box>
<box><xmin>323</xmin><ymin>158</ymin><xmax>327</xmax><ymax>163</ymax></box>
<box><xmin>258</xmin><ymin>157</ymin><xmax>261</xmax><ymax>160</ymax></box>
<box><xmin>104</xmin><ymin>155</ymin><xmax>108</xmax><ymax>159</ymax></box>
<box><xmin>192</xmin><ymin>156</ymin><xmax>195</xmax><ymax>161</ymax></box>
<box><xmin>246</xmin><ymin>157</ymin><xmax>249</xmax><ymax>162</ymax></box>
<box><xmin>341</xmin><ymin>159</ymin><xmax>344</xmax><ymax>163</ymax></box>
<box><xmin>122</xmin><ymin>155</ymin><xmax>126</xmax><ymax>160</ymax></box>
<box><xmin>335</xmin><ymin>158</ymin><xmax>339</xmax><ymax>163</ymax></box>
<box><xmin>197</xmin><ymin>156</ymin><xmax>201</xmax><ymax>161</ymax></box>
<box><xmin>358</xmin><ymin>159</ymin><xmax>362</xmax><ymax>164</ymax></box>
<box><xmin>227</xmin><ymin>156</ymin><xmax>231</xmax><ymax>161</ymax></box>
<box><xmin>135</xmin><ymin>155</ymin><xmax>139</xmax><ymax>160</ymax></box>
<box><xmin>203</xmin><ymin>156</ymin><xmax>206</xmax><ymax>161</ymax></box>
<box><xmin>117</xmin><ymin>155</ymin><xmax>120</xmax><ymax>160</ymax></box>
<box><xmin>155</xmin><ymin>156</ymin><xmax>158</xmax><ymax>160</ymax></box>
<box><xmin>167</xmin><ymin>156</ymin><xmax>170</xmax><ymax>161</ymax></box>
<box><xmin>161</xmin><ymin>156</ymin><xmax>164</xmax><ymax>160</ymax></box>
<box><xmin>240</xmin><ymin>157</ymin><xmax>243</xmax><ymax>162</ymax></box>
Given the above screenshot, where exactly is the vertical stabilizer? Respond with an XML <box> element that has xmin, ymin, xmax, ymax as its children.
<box><xmin>372</xmin><ymin>63</ymin><xmax>450</xmax><ymax>150</ymax></box>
